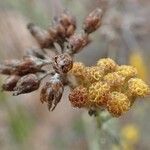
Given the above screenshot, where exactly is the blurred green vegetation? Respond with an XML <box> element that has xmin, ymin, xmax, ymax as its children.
<box><xmin>0</xmin><ymin>0</ymin><xmax>49</xmax><ymax>27</ymax></box>
<box><xmin>8</xmin><ymin>106</ymin><xmax>35</xmax><ymax>143</ymax></box>
<box><xmin>0</xmin><ymin>79</ymin><xmax>7</xmax><ymax>103</ymax></box>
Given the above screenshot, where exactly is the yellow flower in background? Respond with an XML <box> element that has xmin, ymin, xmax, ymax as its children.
<box><xmin>112</xmin><ymin>143</ymin><xmax>132</xmax><ymax>150</ymax></box>
<box><xmin>121</xmin><ymin>124</ymin><xmax>139</xmax><ymax>144</ymax></box>
<box><xmin>129</xmin><ymin>51</ymin><xmax>148</xmax><ymax>81</ymax></box>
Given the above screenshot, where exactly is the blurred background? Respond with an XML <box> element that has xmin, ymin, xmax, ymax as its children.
<box><xmin>0</xmin><ymin>0</ymin><xmax>150</xmax><ymax>150</ymax></box>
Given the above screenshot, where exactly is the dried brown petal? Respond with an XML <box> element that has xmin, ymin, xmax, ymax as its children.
<box><xmin>53</xmin><ymin>53</ymin><xmax>73</xmax><ymax>74</ymax></box>
<box><xmin>13</xmin><ymin>74</ymin><xmax>40</xmax><ymax>95</ymax></box>
<box><xmin>40</xmin><ymin>74</ymin><xmax>64</xmax><ymax>111</ymax></box>
<box><xmin>83</xmin><ymin>8</ymin><xmax>103</xmax><ymax>34</ymax></box>
<box><xmin>68</xmin><ymin>34</ymin><xmax>90</xmax><ymax>54</ymax></box>
<box><xmin>2</xmin><ymin>75</ymin><xmax>20</xmax><ymax>91</ymax></box>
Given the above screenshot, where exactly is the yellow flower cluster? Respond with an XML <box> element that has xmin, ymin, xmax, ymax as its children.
<box><xmin>69</xmin><ymin>58</ymin><xmax>150</xmax><ymax>117</ymax></box>
<box><xmin>128</xmin><ymin>78</ymin><xmax>150</xmax><ymax>97</ymax></box>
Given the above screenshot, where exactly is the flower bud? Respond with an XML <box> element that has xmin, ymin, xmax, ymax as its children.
<box><xmin>107</xmin><ymin>92</ymin><xmax>131</xmax><ymax>117</ymax></box>
<box><xmin>13</xmin><ymin>74</ymin><xmax>40</xmax><ymax>95</ymax></box>
<box><xmin>2</xmin><ymin>75</ymin><xmax>20</xmax><ymax>91</ymax></box>
<box><xmin>83</xmin><ymin>8</ymin><xmax>103</xmax><ymax>34</ymax></box>
<box><xmin>68</xmin><ymin>34</ymin><xmax>90</xmax><ymax>54</ymax></box>
<box><xmin>69</xmin><ymin>86</ymin><xmax>88</xmax><ymax>108</ymax></box>
<box><xmin>40</xmin><ymin>74</ymin><xmax>64</xmax><ymax>111</ymax></box>
<box><xmin>53</xmin><ymin>53</ymin><xmax>73</xmax><ymax>74</ymax></box>
<box><xmin>27</xmin><ymin>23</ymin><xmax>54</xmax><ymax>48</ymax></box>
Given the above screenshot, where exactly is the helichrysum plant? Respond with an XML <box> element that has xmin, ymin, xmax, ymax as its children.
<box><xmin>0</xmin><ymin>8</ymin><xmax>149</xmax><ymax>117</ymax></box>
<box><xmin>69</xmin><ymin>59</ymin><xmax>149</xmax><ymax>117</ymax></box>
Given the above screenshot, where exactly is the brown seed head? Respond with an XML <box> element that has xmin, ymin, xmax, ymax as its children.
<box><xmin>40</xmin><ymin>74</ymin><xmax>64</xmax><ymax>111</ymax></box>
<box><xmin>68</xmin><ymin>34</ymin><xmax>90</xmax><ymax>54</ymax></box>
<box><xmin>13</xmin><ymin>74</ymin><xmax>40</xmax><ymax>96</ymax></box>
<box><xmin>83</xmin><ymin>8</ymin><xmax>103</xmax><ymax>34</ymax></box>
<box><xmin>53</xmin><ymin>53</ymin><xmax>73</xmax><ymax>74</ymax></box>
<box><xmin>2</xmin><ymin>75</ymin><xmax>20</xmax><ymax>91</ymax></box>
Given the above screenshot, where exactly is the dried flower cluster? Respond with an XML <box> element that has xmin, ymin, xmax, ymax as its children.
<box><xmin>69</xmin><ymin>58</ymin><xmax>150</xmax><ymax>117</ymax></box>
<box><xmin>0</xmin><ymin>8</ymin><xmax>149</xmax><ymax>117</ymax></box>
<box><xmin>0</xmin><ymin>8</ymin><xmax>103</xmax><ymax>111</ymax></box>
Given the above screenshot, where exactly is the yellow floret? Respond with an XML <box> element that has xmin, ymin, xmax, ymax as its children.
<box><xmin>70</xmin><ymin>62</ymin><xmax>85</xmax><ymax>77</ymax></box>
<box><xmin>69</xmin><ymin>62</ymin><xmax>86</xmax><ymax>85</ymax></box>
<box><xmin>128</xmin><ymin>78</ymin><xmax>150</xmax><ymax>97</ymax></box>
<box><xmin>88</xmin><ymin>81</ymin><xmax>110</xmax><ymax>107</ymax></box>
<box><xmin>97</xmin><ymin>58</ymin><xmax>117</xmax><ymax>73</ymax></box>
<box><xmin>85</xmin><ymin>66</ymin><xmax>104</xmax><ymax>84</ymax></box>
<box><xmin>107</xmin><ymin>92</ymin><xmax>131</xmax><ymax>117</ymax></box>
<box><xmin>104</xmin><ymin>72</ymin><xmax>125</xmax><ymax>88</ymax></box>
<box><xmin>116</xmin><ymin>65</ymin><xmax>137</xmax><ymax>79</ymax></box>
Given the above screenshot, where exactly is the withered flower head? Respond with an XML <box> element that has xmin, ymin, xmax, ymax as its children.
<box><xmin>83</xmin><ymin>8</ymin><xmax>103</xmax><ymax>34</ymax></box>
<box><xmin>40</xmin><ymin>73</ymin><xmax>64</xmax><ymax>111</ymax></box>
<box><xmin>69</xmin><ymin>86</ymin><xmax>88</xmax><ymax>108</ymax></box>
<box><xmin>68</xmin><ymin>33</ymin><xmax>90</xmax><ymax>54</ymax></box>
<box><xmin>0</xmin><ymin>57</ymin><xmax>47</xmax><ymax>76</ymax></box>
<box><xmin>0</xmin><ymin>64</ymin><xmax>15</xmax><ymax>75</ymax></box>
<box><xmin>15</xmin><ymin>57</ymin><xmax>47</xmax><ymax>76</ymax></box>
<box><xmin>0</xmin><ymin>60</ymin><xmax>20</xmax><ymax>75</ymax></box>
<box><xmin>53</xmin><ymin>53</ymin><xmax>73</xmax><ymax>74</ymax></box>
<box><xmin>54</xmin><ymin>11</ymin><xmax>76</xmax><ymax>38</ymax></box>
<box><xmin>2</xmin><ymin>75</ymin><xmax>20</xmax><ymax>91</ymax></box>
<box><xmin>59</xmin><ymin>12</ymin><xmax>76</xmax><ymax>28</ymax></box>
<box><xmin>13</xmin><ymin>74</ymin><xmax>40</xmax><ymax>96</ymax></box>
<box><xmin>27</xmin><ymin>23</ymin><xmax>54</xmax><ymax>48</ymax></box>
<box><xmin>107</xmin><ymin>92</ymin><xmax>131</xmax><ymax>117</ymax></box>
